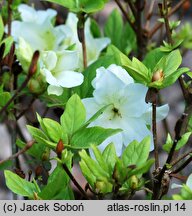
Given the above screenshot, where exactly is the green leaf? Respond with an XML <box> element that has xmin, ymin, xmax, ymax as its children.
<box><xmin>60</xmin><ymin>94</ymin><xmax>86</xmax><ymax>139</ymax></box>
<box><xmin>4</xmin><ymin>170</ymin><xmax>37</xmax><ymax>198</ymax></box>
<box><xmin>163</xmin><ymin>132</ymin><xmax>191</xmax><ymax>153</ymax></box>
<box><xmin>90</xmin><ymin>19</ymin><xmax>101</xmax><ymax>38</ymax></box>
<box><xmin>113</xmin><ymin>159</ymin><xmax>127</xmax><ymax>183</ymax></box>
<box><xmin>107</xmin><ymin>45</ymin><xmax>132</xmax><ymax>66</ymax></box>
<box><xmin>79</xmin><ymin>160</ymin><xmax>96</xmax><ymax>187</ymax></box>
<box><xmin>16</xmin><ymin>139</ymin><xmax>46</xmax><ymax>160</ymax></box>
<box><xmin>102</xmin><ymin>143</ymin><xmax>117</xmax><ymax>175</ymax></box>
<box><xmin>128</xmin><ymin>159</ymin><xmax>155</xmax><ymax>177</ymax></box>
<box><xmin>0</xmin><ymin>92</ymin><xmax>13</xmax><ymax>109</ymax></box>
<box><xmin>163</xmin><ymin>133</ymin><xmax>173</xmax><ymax>153</ymax></box>
<box><xmin>43</xmin><ymin>0</ymin><xmax>106</xmax><ymax>13</ymax></box>
<box><xmin>80</xmin><ymin>104</ymin><xmax>110</xmax><ymax>130</ymax></box>
<box><xmin>153</xmin><ymin>49</ymin><xmax>182</xmax><ymax>76</ymax></box>
<box><xmin>143</xmin><ymin>48</ymin><xmax>165</xmax><ymax>71</ymax></box>
<box><xmin>176</xmin><ymin>132</ymin><xmax>191</xmax><ymax>150</ymax></box>
<box><xmin>79</xmin><ymin>149</ymin><xmax>109</xmax><ymax>180</ymax></box>
<box><xmin>0</xmin><ymin>15</ymin><xmax>4</xmax><ymax>41</ymax></box>
<box><xmin>27</xmin><ymin>125</ymin><xmax>56</xmax><ymax>149</ymax></box>
<box><xmin>27</xmin><ymin>125</ymin><xmax>48</xmax><ymax>141</ymax></box>
<box><xmin>161</xmin><ymin>67</ymin><xmax>189</xmax><ymax>88</ymax></box>
<box><xmin>104</xmin><ymin>9</ymin><xmax>123</xmax><ymax>50</ymax></box>
<box><xmin>121</xmin><ymin>23</ymin><xmax>136</xmax><ymax>55</ymax></box>
<box><xmin>124</xmin><ymin>57</ymin><xmax>150</xmax><ymax>84</ymax></box>
<box><xmin>71</xmin><ymin>126</ymin><xmax>122</xmax><ymax>149</ymax></box>
<box><xmin>0</xmin><ymin>160</ymin><xmax>13</xmax><ymax>171</ymax></box>
<box><xmin>42</xmin><ymin>118</ymin><xmax>65</xmax><ymax>143</ymax></box>
<box><xmin>39</xmin><ymin>164</ymin><xmax>74</xmax><ymax>200</ymax></box>
<box><xmin>122</xmin><ymin>136</ymin><xmax>151</xmax><ymax>167</ymax></box>
<box><xmin>92</xmin><ymin>145</ymin><xmax>109</xmax><ymax>172</ymax></box>
<box><xmin>1</xmin><ymin>36</ymin><xmax>14</xmax><ymax>57</ymax></box>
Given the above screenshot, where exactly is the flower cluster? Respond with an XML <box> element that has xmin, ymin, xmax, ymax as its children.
<box><xmin>82</xmin><ymin>64</ymin><xmax>169</xmax><ymax>155</ymax></box>
<box><xmin>10</xmin><ymin>4</ymin><xmax>110</xmax><ymax>95</ymax></box>
<box><xmin>8</xmin><ymin>4</ymin><xmax>169</xmax><ymax>155</ymax></box>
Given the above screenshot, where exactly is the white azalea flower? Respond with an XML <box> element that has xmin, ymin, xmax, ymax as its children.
<box><xmin>10</xmin><ymin>4</ymin><xmax>65</xmax><ymax>51</ymax></box>
<box><xmin>82</xmin><ymin>64</ymin><xmax>169</xmax><ymax>156</ymax></box>
<box><xmin>41</xmin><ymin>50</ymin><xmax>84</xmax><ymax>96</ymax></box>
<box><xmin>18</xmin><ymin>4</ymin><xmax>56</xmax><ymax>24</ymax></box>
<box><xmin>61</xmin><ymin>13</ymin><xmax>111</xmax><ymax>69</ymax></box>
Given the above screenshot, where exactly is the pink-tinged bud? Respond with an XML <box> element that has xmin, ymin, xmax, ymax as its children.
<box><xmin>152</xmin><ymin>69</ymin><xmax>164</xmax><ymax>82</ymax></box>
<box><xmin>28</xmin><ymin>51</ymin><xmax>40</xmax><ymax>76</ymax></box>
<box><xmin>182</xmin><ymin>1</ymin><xmax>190</xmax><ymax>11</ymax></box>
<box><xmin>35</xmin><ymin>165</ymin><xmax>43</xmax><ymax>177</ymax></box>
<box><xmin>56</xmin><ymin>139</ymin><xmax>64</xmax><ymax>159</ymax></box>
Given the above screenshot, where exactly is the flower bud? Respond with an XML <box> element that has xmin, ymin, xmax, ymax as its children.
<box><xmin>41</xmin><ymin>148</ymin><xmax>50</xmax><ymax>161</ymax></box>
<box><xmin>28</xmin><ymin>75</ymin><xmax>47</xmax><ymax>95</ymax></box>
<box><xmin>129</xmin><ymin>175</ymin><xmax>139</xmax><ymax>190</ymax></box>
<box><xmin>56</xmin><ymin>139</ymin><xmax>64</xmax><ymax>159</ymax></box>
<box><xmin>182</xmin><ymin>1</ymin><xmax>190</xmax><ymax>11</ymax></box>
<box><xmin>35</xmin><ymin>165</ymin><xmax>43</xmax><ymax>178</ymax></box>
<box><xmin>95</xmin><ymin>181</ymin><xmax>113</xmax><ymax>194</ymax></box>
<box><xmin>28</xmin><ymin>51</ymin><xmax>40</xmax><ymax>76</ymax></box>
<box><xmin>152</xmin><ymin>69</ymin><xmax>164</xmax><ymax>82</ymax></box>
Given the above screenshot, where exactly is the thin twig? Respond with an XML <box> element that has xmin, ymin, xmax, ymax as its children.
<box><xmin>145</xmin><ymin>0</ymin><xmax>155</xmax><ymax>31</ymax></box>
<box><xmin>0</xmin><ymin>75</ymin><xmax>31</xmax><ymax>116</ymax></box>
<box><xmin>16</xmin><ymin>98</ymin><xmax>36</xmax><ymax>121</ymax></box>
<box><xmin>159</xmin><ymin>1</ymin><xmax>173</xmax><ymax>45</ymax></box>
<box><xmin>126</xmin><ymin>0</ymin><xmax>137</xmax><ymax>18</ymax></box>
<box><xmin>172</xmin><ymin>157</ymin><xmax>192</xmax><ymax>174</ymax></box>
<box><xmin>114</xmin><ymin>0</ymin><xmax>137</xmax><ymax>32</ymax></box>
<box><xmin>152</xmin><ymin>99</ymin><xmax>159</xmax><ymax>169</ymax></box>
<box><xmin>62</xmin><ymin>163</ymin><xmax>90</xmax><ymax>200</ymax></box>
<box><xmin>0</xmin><ymin>51</ymin><xmax>39</xmax><ymax>116</ymax></box>
<box><xmin>171</xmin><ymin>149</ymin><xmax>192</xmax><ymax>167</ymax></box>
<box><xmin>7</xmin><ymin>0</ymin><xmax>12</xmax><ymax>36</ymax></box>
<box><xmin>77</xmin><ymin>14</ymin><xmax>87</xmax><ymax>69</ymax></box>
<box><xmin>0</xmin><ymin>141</ymin><xmax>34</xmax><ymax>166</ymax></box>
<box><xmin>178</xmin><ymin>77</ymin><xmax>189</xmax><ymax>102</ymax></box>
<box><xmin>148</xmin><ymin>0</ymin><xmax>188</xmax><ymax>38</ymax></box>
<box><xmin>136</xmin><ymin>0</ymin><xmax>145</xmax><ymax>60</ymax></box>
<box><xmin>82</xmin><ymin>26</ymin><xmax>87</xmax><ymax>69</ymax></box>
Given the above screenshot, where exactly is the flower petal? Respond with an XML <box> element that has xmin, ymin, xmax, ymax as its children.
<box><xmin>82</xmin><ymin>98</ymin><xmax>100</xmax><ymax>120</ymax></box>
<box><xmin>90</xmin><ymin>133</ymin><xmax>123</xmax><ymax>157</ymax></box>
<box><xmin>121</xmin><ymin>117</ymin><xmax>154</xmax><ymax>151</ymax></box>
<box><xmin>41</xmin><ymin>68</ymin><xmax>59</xmax><ymax>86</ymax></box>
<box><xmin>121</xmin><ymin>83</ymin><xmax>150</xmax><ymax>117</ymax></box>
<box><xmin>107</xmin><ymin>64</ymin><xmax>134</xmax><ymax>85</ymax></box>
<box><xmin>42</xmin><ymin>51</ymin><xmax>57</xmax><ymax>71</ymax></box>
<box><xmin>186</xmin><ymin>173</ymin><xmax>192</xmax><ymax>190</ymax></box>
<box><xmin>56</xmin><ymin>70</ymin><xmax>84</xmax><ymax>88</ymax></box>
<box><xmin>54</xmin><ymin>50</ymin><xmax>79</xmax><ymax>72</ymax></box>
<box><xmin>92</xmin><ymin>66</ymin><xmax>126</xmax><ymax>94</ymax></box>
<box><xmin>18</xmin><ymin>4</ymin><xmax>56</xmax><ymax>24</ymax></box>
<box><xmin>18</xmin><ymin>4</ymin><xmax>36</xmax><ymax>22</ymax></box>
<box><xmin>47</xmin><ymin>85</ymin><xmax>63</xmax><ymax>96</ymax></box>
<box><xmin>142</xmin><ymin>104</ymin><xmax>169</xmax><ymax>125</ymax></box>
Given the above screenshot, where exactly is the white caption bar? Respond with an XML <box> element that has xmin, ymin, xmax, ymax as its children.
<box><xmin>0</xmin><ymin>200</ymin><xmax>190</xmax><ymax>216</ymax></box>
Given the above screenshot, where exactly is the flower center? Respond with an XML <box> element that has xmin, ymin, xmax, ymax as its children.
<box><xmin>109</xmin><ymin>107</ymin><xmax>122</xmax><ymax>120</ymax></box>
